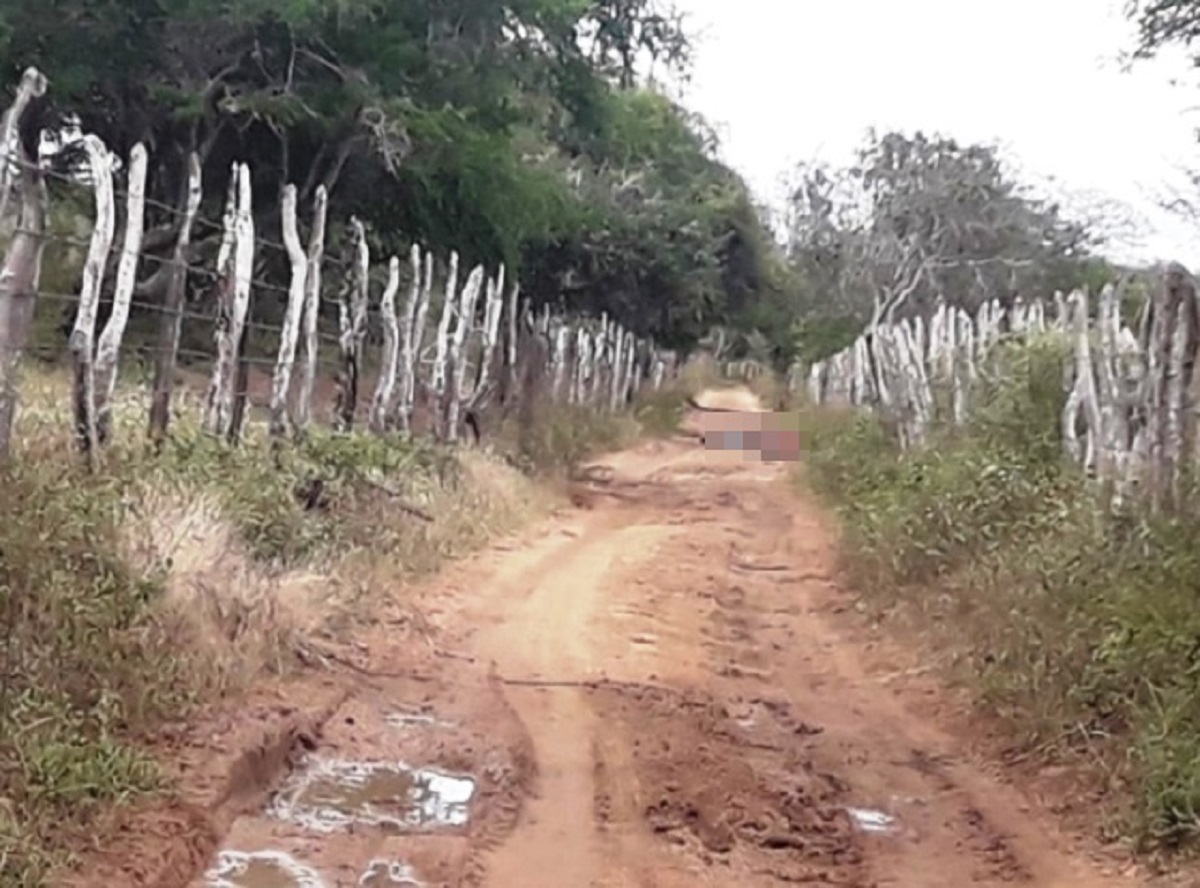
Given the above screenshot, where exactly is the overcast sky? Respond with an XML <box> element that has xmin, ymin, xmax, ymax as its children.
<box><xmin>668</xmin><ymin>0</ymin><xmax>1200</xmax><ymax>266</ymax></box>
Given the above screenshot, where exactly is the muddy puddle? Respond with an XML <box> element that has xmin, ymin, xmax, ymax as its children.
<box><xmin>205</xmin><ymin>850</ymin><xmax>326</xmax><ymax>888</ymax></box>
<box><xmin>358</xmin><ymin>860</ymin><xmax>422</xmax><ymax>886</ymax></box>
<box><xmin>385</xmin><ymin>708</ymin><xmax>454</xmax><ymax>729</ymax></box>
<box><xmin>267</xmin><ymin>759</ymin><xmax>476</xmax><ymax>833</ymax></box>
<box><xmin>848</xmin><ymin>807</ymin><xmax>897</xmax><ymax>834</ymax></box>
<box><xmin>204</xmin><ymin>851</ymin><xmax>428</xmax><ymax>888</ymax></box>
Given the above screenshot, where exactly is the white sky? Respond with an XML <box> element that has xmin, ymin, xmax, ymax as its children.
<box><xmin>668</xmin><ymin>0</ymin><xmax>1200</xmax><ymax>267</ymax></box>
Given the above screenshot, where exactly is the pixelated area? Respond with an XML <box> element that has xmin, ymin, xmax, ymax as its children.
<box><xmin>699</xmin><ymin>411</ymin><xmax>801</xmax><ymax>462</ymax></box>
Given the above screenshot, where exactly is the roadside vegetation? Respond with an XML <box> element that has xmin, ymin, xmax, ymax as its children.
<box><xmin>0</xmin><ymin>364</ymin><xmax>691</xmax><ymax>885</ymax></box>
<box><xmin>768</xmin><ymin>0</ymin><xmax>1200</xmax><ymax>862</ymax></box>
<box><xmin>798</xmin><ymin>336</ymin><xmax>1200</xmax><ymax>857</ymax></box>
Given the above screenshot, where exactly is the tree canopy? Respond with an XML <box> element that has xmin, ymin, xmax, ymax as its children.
<box><xmin>782</xmin><ymin>130</ymin><xmax>1108</xmax><ymax>362</ymax></box>
<box><xmin>0</xmin><ymin>0</ymin><xmax>782</xmax><ymax>352</ymax></box>
<box><xmin>1126</xmin><ymin>0</ymin><xmax>1200</xmax><ymax>58</ymax></box>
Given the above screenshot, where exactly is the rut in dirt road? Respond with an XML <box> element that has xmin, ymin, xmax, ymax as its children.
<box><xmin>171</xmin><ymin>388</ymin><xmax>1142</xmax><ymax>888</ymax></box>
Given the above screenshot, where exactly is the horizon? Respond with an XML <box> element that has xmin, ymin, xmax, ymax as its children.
<box><xmin>667</xmin><ymin>0</ymin><xmax>1200</xmax><ymax>270</ymax></box>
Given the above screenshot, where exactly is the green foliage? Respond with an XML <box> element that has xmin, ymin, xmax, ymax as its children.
<box><xmin>0</xmin><ymin>0</ymin><xmax>786</xmax><ymax>354</ymax></box>
<box><xmin>803</xmin><ymin>339</ymin><xmax>1200</xmax><ymax>854</ymax></box>
<box><xmin>153</xmin><ymin>425</ymin><xmax>445</xmax><ymax>565</ymax></box>
<box><xmin>0</xmin><ymin>461</ymin><xmax>174</xmax><ymax>885</ymax></box>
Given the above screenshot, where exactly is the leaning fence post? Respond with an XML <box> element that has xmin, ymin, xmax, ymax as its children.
<box><xmin>148</xmin><ymin>153</ymin><xmax>201</xmax><ymax>446</ymax></box>
<box><xmin>0</xmin><ymin>68</ymin><xmax>49</xmax><ymax>459</ymax></box>
<box><xmin>95</xmin><ymin>142</ymin><xmax>147</xmax><ymax>445</ymax></box>
<box><xmin>69</xmin><ymin>136</ymin><xmax>116</xmax><ymax>467</ymax></box>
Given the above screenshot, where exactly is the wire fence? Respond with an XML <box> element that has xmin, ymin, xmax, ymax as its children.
<box><xmin>804</xmin><ymin>271</ymin><xmax>1200</xmax><ymax>514</ymax></box>
<box><xmin>0</xmin><ymin>68</ymin><xmax>682</xmax><ymax>462</ymax></box>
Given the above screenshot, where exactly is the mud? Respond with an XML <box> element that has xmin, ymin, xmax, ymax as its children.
<box><xmin>65</xmin><ymin>387</ymin><xmax>1154</xmax><ymax>887</ymax></box>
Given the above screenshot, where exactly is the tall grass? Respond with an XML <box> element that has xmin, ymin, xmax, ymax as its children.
<box><xmin>801</xmin><ymin>337</ymin><xmax>1200</xmax><ymax>855</ymax></box>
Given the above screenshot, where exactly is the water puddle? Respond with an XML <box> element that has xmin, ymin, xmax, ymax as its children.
<box><xmin>847</xmin><ymin>807</ymin><xmax>897</xmax><ymax>834</ymax></box>
<box><xmin>358</xmin><ymin>860</ymin><xmax>422</xmax><ymax>886</ymax></box>
<box><xmin>267</xmin><ymin>759</ymin><xmax>476</xmax><ymax>833</ymax></box>
<box><xmin>205</xmin><ymin>850</ymin><xmax>326</xmax><ymax>888</ymax></box>
<box><xmin>385</xmin><ymin>708</ymin><xmax>453</xmax><ymax>729</ymax></box>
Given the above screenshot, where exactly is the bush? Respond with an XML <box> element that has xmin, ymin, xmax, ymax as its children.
<box><xmin>802</xmin><ymin>336</ymin><xmax>1200</xmax><ymax>854</ymax></box>
<box><xmin>152</xmin><ymin>424</ymin><xmax>448</xmax><ymax>565</ymax></box>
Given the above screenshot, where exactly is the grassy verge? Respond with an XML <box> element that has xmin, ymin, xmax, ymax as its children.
<box><xmin>0</xmin><ymin>365</ymin><xmax>690</xmax><ymax>886</ymax></box>
<box><xmin>798</xmin><ymin>336</ymin><xmax>1200</xmax><ymax>858</ymax></box>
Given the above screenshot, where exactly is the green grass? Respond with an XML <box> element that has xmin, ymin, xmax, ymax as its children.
<box><xmin>800</xmin><ymin>336</ymin><xmax>1200</xmax><ymax>856</ymax></box>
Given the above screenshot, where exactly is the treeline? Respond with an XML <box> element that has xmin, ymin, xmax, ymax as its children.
<box><xmin>0</xmin><ymin>0</ymin><xmax>1146</xmax><ymax>371</ymax></box>
<box><xmin>0</xmin><ymin>0</ymin><xmax>789</xmax><ymax>354</ymax></box>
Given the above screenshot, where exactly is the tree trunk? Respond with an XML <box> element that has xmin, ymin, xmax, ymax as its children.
<box><xmin>69</xmin><ymin>136</ymin><xmax>116</xmax><ymax>467</ymax></box>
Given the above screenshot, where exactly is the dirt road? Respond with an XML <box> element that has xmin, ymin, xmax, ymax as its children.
<box><xmin>89</xmin><ymin>387</ymin><xmax>1146</xmax><ymax>887</ymax></box>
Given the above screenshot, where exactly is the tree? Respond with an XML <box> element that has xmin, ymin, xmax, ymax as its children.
<box><xmin>518</xmin><ymin>88</ymin><xmax>788</xmax><ymax>350</ymax></box>
<box><xmin>0</xmin><ymin>0</ymin><xmax>688</xmax><ymax>289</ymax></box>
<box><xmin>0</xmin><ymin>0</ymin><xmax>789</xmax><ymax>356</ymax></box>
<box><xmin>1125</xmin><ymin>0</ymin><xmax>1200</xmax><ymax>58</ymax></box>
<box><xmin>783</xmin><ymin>130</ymin><xmax>1100</xmax><ymax>360</ymax></box>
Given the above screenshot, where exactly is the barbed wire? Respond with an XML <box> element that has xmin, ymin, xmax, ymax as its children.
<box><xmin>26</xmin><ymin>157</ymin><xmax>359</xmax><ymax>273</ymax></box>
<box><xmin>11</xmin><ymin>338</ymin><xmax>343</xmax><ymax>372</ymax></box>
<box><xmin>9</xmin><ymin>164</ymin><xmax>633</xmax><ymax>344</ymax></box>
<box><xmin>27</xmin><ymin>287</ymin><xmax>345</xmax><ymax>346</ymax></box>
<box><xmin>22</xmin><ymin>154</ymin><xmax>488</xmax><ymax>285</ymax></box>
<box><xmin>5</xmin><ymin>225</ymin><xmax>467</xmax><ymax>337</ymax></box>
<box><xmin>2</xmin><ymin>281</ymin><xmax>459</xmax><ymax>377</ymax></box>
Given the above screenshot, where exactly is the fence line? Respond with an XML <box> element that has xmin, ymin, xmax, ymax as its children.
<box><xmin>0</xmin><ymin>67</ymin><xmax>681</xmax><ymax>460</ymax></box>
<box><xmin>803</xmin><ymin>267</ymin><xmax>1200</xmax><ymax>512</ymax></box>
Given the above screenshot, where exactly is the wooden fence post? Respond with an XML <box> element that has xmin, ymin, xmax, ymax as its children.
<box><xmin>369</xmin><ymin>255</ymin><xmax>401</xmax><ymax>433</ymax></box>
<box><xmin>148</xmin><ymin>153</ymin><xmax>201</xmax><ymax>446</ymax></box>
<box><xmin>269</xmin><ymin>183</ymin><xmax>308</xmax><ymax>440</ymax></box>
<box><xmin>69</xmin><ymin>136</ymin><xmax>116</xmax><ymax>466</ymax></box>
<box><xmin>443</xmin><ymin>264</ymin><xmax>484</xmax><ymax>442</ymax></box>
<box><xmin>0</xmin><ymin>69</ymin><xmax>49</xmax><ymax>459</ymax></box>
<box><xmin>95</xmin><ymin>143</ymin><xmax>147</xmax><ymax>445</ymax></box>
<box><xmin>293</xmin><ymin>185</ymin><xmax>327</xmax><ymax>434</ymax></box>
<box><xmin>203</xmin><ymin>162</ymin><xmax>254</xmax><ymax>440</ymax></box>
<box><xmin>333</xmin><ymin>216</ymin><xmax>369</xmax><ymax>432</ymax></box>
